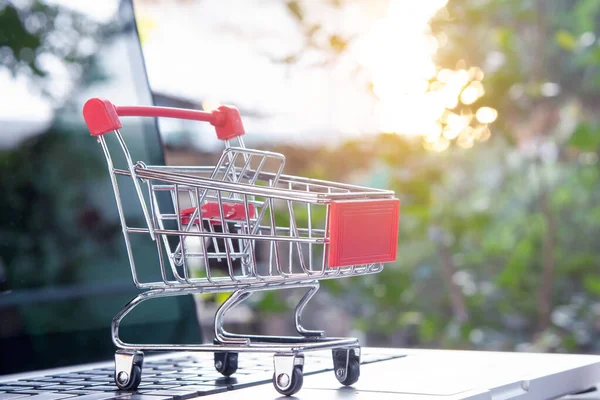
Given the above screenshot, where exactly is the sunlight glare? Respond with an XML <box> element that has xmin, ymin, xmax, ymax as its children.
<box><xmin>357</xmin><ymin>0</ymin><xmax>496</xmax><ymax>149</ymax></box>
<box><xmin>358</xmin><ymin>0</ymin><xmax>448</xmax><ymax>136</ymax></box>
<box><xmin>202</xmin><ymin>99</ymin><xmax>221</xmax><ymax>112</ymax></box>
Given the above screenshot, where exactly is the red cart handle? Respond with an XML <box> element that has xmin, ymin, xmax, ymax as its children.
<box><xmin>82</xmin><ymin>98</ymin><xmax>245</xmax><ymax>140</ymax></box>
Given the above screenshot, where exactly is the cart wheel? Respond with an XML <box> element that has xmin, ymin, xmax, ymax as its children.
<box><xmin>273</xmin><ymin>366</ymin><xmax>303</xmax><ymax>396</ymax></box>
<box><xmin>336</xmin><ymin>358</ymin><xmax>360</xmax><ymax>386</ymax></box>
<box><xmin>214</xmin><ymin>351</ymin><xmax>238</xmax><ymax>377</ymax></box>
<box><xmin>332</xmin><ymin>347</ymin><xmax>360</xmax><ymax>386</ymax></box>
<box><xmin>114</xmin><ymin>350</ymin><xmax>144</xmax><ymax>391</ymax></box>
<box><xmin>115</xmin><ymin>364</ymin><xmax>142</xmax><ymax>391</ymax></box>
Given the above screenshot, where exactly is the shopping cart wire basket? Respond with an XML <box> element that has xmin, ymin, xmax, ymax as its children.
<box><xmin>83</xmin><ymin>97</ymin><xmax>400</xmax><ymax>396</ymax></box>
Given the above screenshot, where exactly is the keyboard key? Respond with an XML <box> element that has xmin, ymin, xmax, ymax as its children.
<box><xmin>3</xmin><ymin>383</ymin><xmax>37</xmax><ymax>388</ymax></box>
<box><xmin>60</xmin><ymin>391</ymin><xmax>98</xmax><ymax>395</ymax></box>
<box><xmin>147</xmin><ymin>366</ymin><xmax>175</xmax><ymax>371</ymax></box>
<box><xmin>0</xmin><ymin>394</ymin><xmax>34</xmax><ymax>399</ymax></box>
<box><xmin>170</xmin><ymin>375</ymin><xmax>199</xmax><ymax>381</ymax></box>
<box><xmin>148</xmin><ymin>372</ymin><xmax>177</xmax><ymax>377</ymax></box>
<box><xmin>18</xmin><ymin>394</ymin><xmax>76</xmax><ymax>400</ymax></box>
<box><xmin>79</xmin><ymin>372</ymin><xmax>111</xmax><ymax>376</ymax></box>
<box><xmin>125</xmin><ymin>385</ymin><xmax>179</xmax><ymax>391</ymax></box>
<box><xmin>76</xmin><ymin>383</ymin><xmax>104</xmax><ymax>388</ymax></box>
<box><xmin>34</xmin><ymin>380</ymin><xmax>73</xmax><ymax>385</ymax></box>
<box><xmin>9</xmin><ymin>391</ymin><xmax>52</xmax><ymax>395</ymax></box>
<box><xmin>140</xmin><ymin>390</ymin><xmax>199</xmax><ymax>400</ymax></box>
<box><xmin>67</xmin><ymin>394</ymin><xmax>133</xmax><ymax>400</ymax></box>
<box><xmin>0</xmin><ymin>387</ymin><xmax>31</xmax><ymax>392</ymax></box>
<box><xmin>37</xmin><ymin>387</ymin><xmax>83</xmax><ymax>392</ymax></box>
<box><xmin>168</xmin><ymin>385</ymin><xmax>227</xmax><ymax>396</ymax></box>
<box><xmin>172</xmin><ymin>363</ymin><xmax>197</xmax><ymax>369</ymax></box>
<box><xmin>82</xmin><ymin>387</ymin><xmax>121</xmax><ymax>392</ymax></box>
<box><xmin>10</xmin><ymin>383</ymin><xmax>53</xmax><ymax>389</ymax></box>
<box><xmin>169</xmin><ymin>378</ymin><xmax>211</xmax><ymax>385</ymax></box>
<box><xmin>81</xmin><ymin>380</ymin><xmax>113</xmax><ymax>385</ymax></box>
<box><xmin>221</xmin><ymin>374</ymin><xmax>272</xmax><ymax>389</ymax></box>
<box><xmin>48</xmin><ymin>376</ymin><xmax>80</xmax><ymax>380</ymax></box>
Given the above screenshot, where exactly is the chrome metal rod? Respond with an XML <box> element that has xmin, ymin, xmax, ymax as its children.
<box><xmin>294</xmin><ymin>283</ymin><xmax>325</xmax><ymax>337</ymax></box>
<box><xmin>99</xmin><ymin>136</ymin><xmax>141</xmax><ymax>287</ymax></box>
<box><xmin>126</xmin><ymin>228</ymin><xmax>328</xmax><ymax>243</ymax></box>
<box><xmin>214</xmin><ymin>290</ymin><xmax>252</xmax><ymax>345</ymax></box>
<box><xmin>114</xmin><ymin>130</ymin><xmax>155</xmax><ymax>240</ymax></box>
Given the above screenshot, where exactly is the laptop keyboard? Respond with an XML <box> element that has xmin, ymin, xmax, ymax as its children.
<box><xmin>0</xmin><ymin>351</ymin><xmax>401</xmax><ymax>399</ymax></box>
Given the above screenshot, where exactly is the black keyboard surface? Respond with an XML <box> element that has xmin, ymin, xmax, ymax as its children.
<box><xmin>0</xmin><ymin>351</ymin><xmax>401</xmax><ymax>399</ymax></box>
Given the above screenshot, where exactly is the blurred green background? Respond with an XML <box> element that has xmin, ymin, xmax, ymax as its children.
<box><xmin>276</xmin><ymin>0</ymin><xmax>600</xmax><ymax>353</ymax></box>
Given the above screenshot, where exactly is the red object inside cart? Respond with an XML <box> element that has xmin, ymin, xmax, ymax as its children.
<box><xmin>180</xmin><ymin>203</ymin><xmax>255</xmax><ymax>225</ymax></box>
<box><xmin>327</xmin><ymin>199</ymin><xmax>400</xmax><ymax>268</ymax></box>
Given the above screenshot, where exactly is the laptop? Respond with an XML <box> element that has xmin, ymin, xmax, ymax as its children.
<box><xmin>1</xmin><ymin>0</ymin><xmax>600</xmax><ymax>399</ymax></box>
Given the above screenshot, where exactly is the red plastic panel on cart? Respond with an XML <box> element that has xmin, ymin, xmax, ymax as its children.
<box><xmin>83</xmin><ymin>98</ymin><xmax>122</xmax><ymax>136</ymax></box>
<box><xmin>327</xmin><ymin>199</ymin><xmax>400</xmax><ymax>268</ymax></box>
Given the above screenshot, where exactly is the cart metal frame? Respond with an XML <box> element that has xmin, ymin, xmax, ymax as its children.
<box><xmin>83</xmin><ymin>98</ymin><xmax>399</xmax><ymax>395</ymax></box>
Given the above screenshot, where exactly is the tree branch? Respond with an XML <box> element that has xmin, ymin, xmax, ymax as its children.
<box><xmin>537</xmin><ymin>190</ymin><xmax>556</xmax><ymax>334</ymax></box>
<box><xmin>437</xmin><ymin>239</ymin><xmax>469</xmax><ymax>322</ymax></box>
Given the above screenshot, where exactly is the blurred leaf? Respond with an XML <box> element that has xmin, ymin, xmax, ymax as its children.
<box><xmin>329</xmin><ymin>35</ymin><xmax>347</xmax><ymax>53</ymax></box>
<box><xmin>562</xmin><ymin>334</ymin><xmax>578</xmax><ymax>352</ymax></box>
<box><xmin>419</xmin><ymin>317</ymin><xmax>438</xmax><ymax>342</ymax></box>
<box><xmin>555</xmin><ymin>29</ymin><xmax>577</xmax><ymax>51</ymax></box>
<box><xmin>583</xmin><ymin>275</ymin><xmax>600</xmax><ymax>295</ymax></box>
<box><xmin>286</xmin><ymin>1</ymin><xmax>304</xmax><ymax>21</ymax></box>
<box><xmin>575</xmin><ymin>48</ymin><xmax>600</xmax><ymax>67</ymax></box>
<box><xmin>568</xmin><ymin>123</ymin><xmax>600</xmax><ymax>151</ymax></box>
<box><xmin>215</xmin><ymin>292</ymin><xmax>230</xmax><ymax>305</ymax></box>
<box><xmin>256</xmin><ymin>291</ymin><xmax>287</xmax><ymax>313</ymax></box>
<box><xmin>497</xmin><ymin>239</ymin><xmax>532</xmax><ymax>289</ymax></box>
<box><xmin>401</xmin><ymin>204</ymin><xmax>430</xmax><ymax>219</ymax></box>
<box><xmin>551</xmin><ymin>187</ymin><xmax>572</xmax><ymax>208</ymax></box>
<box><xmin>307</xmin><ymin>24</ymin><xmax>321</xmax><ymax>36</ymax></box>
<box><xmin>494</xmin><ymin>27</ymin><xmax>514</xmax><ymax>50</ymax></box>
<box><xmin>571</xmin><ymin>0</ymin><xmax>600</xmax><ymax>34</ymax></box>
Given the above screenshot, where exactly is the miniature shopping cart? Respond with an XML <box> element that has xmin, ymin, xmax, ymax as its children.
<box><xmin>82</xmin><ymin>98</ymin><xmax>400</xmax><ymax>396</ymax></box>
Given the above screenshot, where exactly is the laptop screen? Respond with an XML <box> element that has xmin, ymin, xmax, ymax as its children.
<box><xmin>0</xmin><ymin>0</ymin><xmax>200</xmax><ymax>374</ymax></box>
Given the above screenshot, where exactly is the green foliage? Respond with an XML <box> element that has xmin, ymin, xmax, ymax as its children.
<box><xmin>568</xmin><ymin>123</ymin><xmax>600</xmax><ymax>151</ymax></box>
<box><xmin>255</xmin><ymin>291</ymin><xmax>288</xmax><ymax>313</ymax></box>
<box><xmin>555</xmin><ymin>30</ymin><xmax>577</xmax><ymax>51</ymax></box>
<box><xmin>583</xmin><ymin>276</ymin><xmax>600</xmax><ymax>296</ymax></box>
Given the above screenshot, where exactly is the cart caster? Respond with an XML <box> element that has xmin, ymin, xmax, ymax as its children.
<box><xmin>273</xmin><ymin>353</ymin><xmax>304</xmax><ymax>396</ymax></box>
<box><xmin>333</xmin><ymin>347</ymin><xmax>360</xmax><ymax>386</ymax></box>
<box><xmin>214</xmin><ymin>351</ymin><xmax>238</xmax><ymax>377</ymax></box>
<box><xmin>114</xmin><ymin>350</ymin><xmax>144</xmax><ymax>391</ymax></box>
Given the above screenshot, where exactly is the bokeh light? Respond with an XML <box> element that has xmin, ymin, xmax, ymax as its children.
<box><xmin>357</xmin><ymin>0</ymin><xmax>497</xmax><ymax>150</ymax></box>
<box><xmin>476</xmin><ymin>107</ymin><xmax>498</xmax><ymax>124</ymax></box>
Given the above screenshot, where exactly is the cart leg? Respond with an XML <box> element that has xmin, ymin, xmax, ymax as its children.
<box><xmin>114</xmin><ymin>350</ymin><xmax>144</xmax><ymax>391</ymax></box>
<box><xmin>332</xmin><ymin>347</ymin><xmax>360</xmax><ymax>386</ymax></box>
<box><xmin>273</xmin><ymin>353</ymin><xmax>304</xmax><ymax>396</ymax></box>
<box><xmin>214</xmin><ymin>289</ymin><xmax>252</xmax><ymax>344</ymax></box>
<box><xmin>294</xmin><ymin>283</ymin><xmax>325</xmax><ymax>337</ymax></box>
